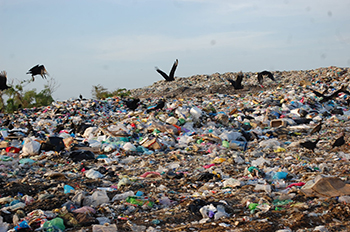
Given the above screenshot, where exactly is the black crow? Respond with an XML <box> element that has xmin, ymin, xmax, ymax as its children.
<box><xmin>155</xmin><ymin>59</ymin><xmax>178</xmax><ymax>81</ymax></box>
<box><xmin>145</xmin><ymin>99</ymin><xmax>165</xmax><ymax>113</ymax></box>
<box><xmin>257</xmin><ymin>70</ymin><xmax>276</xmax><ymax>87</ymax></box>
<box><xmin>125</xmin><ymin>98</ymin><xmax>140</xmax><ymax>111</ymax></box>
<box><xmin>228</xmin><ymin>73</ymin><xmax>244</xmax><ymax>90</ymax></box>
<box><xmin>310</xmin><ymin>121</ymin><xmax>323</xmax><ymax>135</ymax></box>
<box><xmin>154</xmin><ymin>99</ymin><xmax>165</xmax><ymax>110</ymax></box>
<box><xmin>26</xmin><ymin>64</ymin><xmax>48</xmax><ymax>81</ymax></box>
<box><xmin>0</xmin><ymin>71</ymin><xmax>10</xmax><ymax>91</ymax></box>
<box><xmin>308</xmin><ymin>88</ymin><xmax>328</xmax><ymax>98</ymax></box>
<box><xmin>309</xmin><ymin>85</ymin><xmax>350</xmax><ymax>103</ymax></box>
<box><xmin>332</xmin><ymin>133</ymin><xmax>345</xmax><ymax>148</ymax></box>
<box><xmin>300</xmin><ymin>136</ymin><xmax>320</xmax><ymax>152</ymax></box>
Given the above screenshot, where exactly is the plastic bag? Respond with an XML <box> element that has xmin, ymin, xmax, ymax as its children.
<box><xmin>64</xmin><ymin>185</ymin><xmax>75</xmax><ymax>194</ymax></box>
<box><xmin>92</xmin><ymin>224</ymin><xmax>117</xmax><ymax>232</ymax></box>
<box><xmin>83</xmin><ymin>126</ymin><xmax>98</xmax><ymax>138</ymax></box>
<box><xmin>0</xmin><ymin>216</ymin><xmax>8</xmax><ymax>232</ymax></box>
<box><xmin>91</xmin><ymin>190</ymin><xmax>109</xmax><ymax>207</ymax></box>
<box><xmin>112</xmin><ymin>191</ymin><xmax>134</xmax><ymax>201</ymax></box>
<box><xmin>190</xmin><ymin>107</ymin><xmax>202</xmax><ymax>120</ymax></box>
<box><xmin>22</xmin><ymin>138</ymin><xmax>41</xmax><ymax>156</ymax></box>
<box><xmin>85</xmin><ymin>169</ymin><xmax>104</xmax><ymax>179</ymax></box>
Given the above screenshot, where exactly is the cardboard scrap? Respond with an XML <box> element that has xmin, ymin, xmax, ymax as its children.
<box><xmin>301</xmin><ymin>175</ymin><xmax>350</xmax><ymax>197</ymax></box>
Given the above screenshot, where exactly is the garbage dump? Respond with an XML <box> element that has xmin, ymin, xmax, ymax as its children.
<box><xmin>1</xmin><ymin>66</ymin><xmax>350</xmax><ymax>231</ymax></box>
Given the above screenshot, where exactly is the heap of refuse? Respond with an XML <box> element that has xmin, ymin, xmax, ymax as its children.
<box><xmin>1</xmin><ymin>66</ymin><xmax>350</xmax><ymax>231</ymax></box>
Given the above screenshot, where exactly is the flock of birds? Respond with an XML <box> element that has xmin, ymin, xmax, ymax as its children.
<box><xmin>299</xmin><ymin>121</ymin><xmax>345</xmax><ymax>153</ymax></box>
<box><xmin>122</xmin><ymin>59</ymin><xmax>278</xmax><ymax>116</ymax></box>
<box><xmin>0</xmin><ymin>59</ymin><xmax>275</xmax><ymax>94</ymax></box>
<box><xmin>0</xmin><ymin>64</ymin><xmax>48</xmax><ymax>91</ymax></box>
<box><xmin>155</xmin><ymin>59</ymin><xmax>277</xmax><ymax>89</ymax></box>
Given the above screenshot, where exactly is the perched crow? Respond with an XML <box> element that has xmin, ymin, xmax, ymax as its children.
<box><xmin>146</xmin><ymin>99</ymin><xmax>165</xmax><ymax>113</ymax></box>
<box><xmin>26</xmin><ymin>64</ymin><xmax>48</xmax><ymax>81</ymax></box>
<box><xmin>125</xmin><ymin>98</ymin><xmax>140</xmax><ymax>111</ymax></box>
<box><xmin>154</xmin><ymin>99</ymin><xmax>165</xmax><ymax>110</ymax></box>
<box><xmin>310</xmin><ymin>121</ymin><xmax>323</xmax><ymax>135</ymax></box>
<box><xmin>330</xmin><ymin>108</ymin><xmax>344</xmax><ymax>115</ymax></box>
<box><xmin>309</xmin><ymin>88</ymin><xmax>327</xmax><ymax>98</ymax></box>
<box><xmin>332</xmin><ymin>133</ymin><xmax>345</xmax><ymax>148</ymax></box>
<box><xmin>155</xmin><ymin>59</ymin><xmax>178</xmax><ymax>81</ymax></box>
<box><xmin>0</xmin><ymin>71</ymin><xmax>10</xmax><ymax>91</ymax></box>
<box><xmin>228</xmin><ymin>73</ymin><xmax>244</xmax><ymax>90</ymax></box>
<box><xmin>257</xmin><ymin>71</ymin><xmax>276</xmax><ymax>87</ymax></box>
<box><xmin>71</xmin><ymin>122</ymin><xmax>91</xmax><ymax>136</ymax></box>
<box><xmin>300</xmin><ymin>136</ymin><xmax>320</xmax><ymax>152</ymax></box>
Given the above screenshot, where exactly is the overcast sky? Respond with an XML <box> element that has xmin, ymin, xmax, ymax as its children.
<box><xmin>0</xmin><ymin>0</ymin><xmax>349</xmax><ymax>100</ymax></box>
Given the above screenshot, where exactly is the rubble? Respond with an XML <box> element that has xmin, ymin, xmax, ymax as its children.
<box><xmin>1</xmin><ymin>66</ymin><xmax>350</xmax><ymax>231</ymax></box>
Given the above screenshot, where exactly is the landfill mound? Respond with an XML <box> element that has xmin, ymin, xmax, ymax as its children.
<box><xmin>1</xmin><ymin>66</ymin><xmax>350</xmax><ymax>232</ymax></box>
<box><xmin>130</xmin><ymin>67</ymin><xmax>347</xmax><ymax>98</ymax></box>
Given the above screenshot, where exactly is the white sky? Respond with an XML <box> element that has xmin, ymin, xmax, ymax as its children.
<box><xmin>0</xmin><ymin>0</ymin><xmax>349</xmax><ymax>100</ymax></box>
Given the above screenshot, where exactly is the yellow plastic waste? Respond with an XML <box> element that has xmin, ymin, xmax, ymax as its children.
<box><xmin>274</xmin><ymin>147</ymin><xmax>286</xmax><ymax>153</ymax></box>
<box><xmin>213</xmin><ymin>157</ymin><xmax>226</xmax><ymax>164</ymax></box>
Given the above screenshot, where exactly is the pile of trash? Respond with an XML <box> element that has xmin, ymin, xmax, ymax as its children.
<box><xmin>1</xmin><ymin>66</ymin><xmax>350</xmax><ymax>231</ymax></box>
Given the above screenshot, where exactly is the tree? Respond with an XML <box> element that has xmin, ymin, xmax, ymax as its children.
<box><xmin>0</xmin><ymin>77</ymin><xmax>58</xmax><ymax>113</ymax></box>
<box><xmin>34</xmin><ymin>87</ymin><xmax>54</xmax><ymax>107</ymax></box>
<box><xmin>92</xmin><ymin>84</ymin><xmax>131</xmax><ymax>100</ymax></box>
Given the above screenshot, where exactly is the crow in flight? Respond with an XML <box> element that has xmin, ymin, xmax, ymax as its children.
<box><xmin>26</xmin><ymin>64</ymin><xmax>48</xmax><ymax>81</ymax></box>
<box><xmin>0</xmin><ymin>71</ymin><xmax>10</xmax><ymax>91</ymax></box>
<box><xmin>155</xmin><ymin>59</ymin><xmax>178</xmax><ymax>81</ymax></box>
<box><xmin>228</xmin><ymin>73</ymin><xmax>244</xmax><ymax>90</ymax></box>
<box><xmin>257</xmin><ymin>71</ymin><xmax>276</xmax><ymax>87</ymax></box>
<box><xmin>309</xmin><ymin>85</ymin><xmax>350</xmax><ymax>103</ymax></box>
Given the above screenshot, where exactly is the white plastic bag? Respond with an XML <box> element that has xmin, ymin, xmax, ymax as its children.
<box><xmin>85</xmin><ymin>169</ymin><xmax>104</xmax><ymax>179</ymax></box>
<box><xmin>83</xmin><ymin>127</ymin><xmax>98</xmax><ymax>138</ymax></box>
<box><xmin>0</xmin><ymin>216</ymin><xmax>8</xmax><ymax>232</ymax></box>
<box><xmin>22</xmin><ymin>138</ymin><xmax>41</xmax><ymax>156</ymax></box>
<box><xmin>91</xmin><ymin>190</ymin><xmax>109</xmax><ymax>207</ymax></box>
<box><xmin>190</xmin><ymin>107</ymin><xmax>202</xmax><ymax>120</ymax></box>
